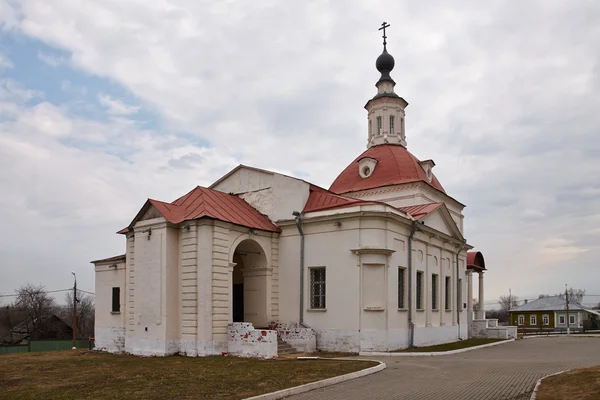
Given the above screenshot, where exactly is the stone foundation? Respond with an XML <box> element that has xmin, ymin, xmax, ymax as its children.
<box><xmin>95</xmin><ymin>326</ymin><xmax>126</xmax><ymax>353</ymax></box>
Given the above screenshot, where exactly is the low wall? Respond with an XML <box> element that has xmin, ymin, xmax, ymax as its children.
<box><xmin>227</xmin><ymin>322</ymin><xmax>277</xmax><ymax>359</ymax></box>
<box><xmin>269</xmin><ymin>322</ymin><xmax>316</xmax><ymax>353</ymax></box>
<box><xmin>471</xmin><ymin>320</ymin><xmax>517</xmax><ymax>339</ymax></box>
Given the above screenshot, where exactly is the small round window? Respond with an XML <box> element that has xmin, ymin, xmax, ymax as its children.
<box><xmin>362</xmin><ymin>166</ymin><xmax>371</xmax><ymax>177</ymax></box>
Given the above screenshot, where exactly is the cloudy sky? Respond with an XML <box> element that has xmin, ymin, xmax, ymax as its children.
<box><xmin>1</xmin><ymin>0</ymin><xmax>599</xmax><ymax>308</ymax></box>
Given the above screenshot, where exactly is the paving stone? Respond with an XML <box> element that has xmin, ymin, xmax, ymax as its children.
<box><xmin>289</xmin><ymin>337</ymin><xmax>600</xmax><ymax>400</ymax></box>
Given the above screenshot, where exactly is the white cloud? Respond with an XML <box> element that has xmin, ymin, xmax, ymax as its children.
<box><xmin>0</xmin><ymin>53</ymin><xmax>13</xmax><ymax>69</ymax></box>
<box><xmin>98</xmin><ymin>93</ymin><xmax>140</xmax><ymax>115</ymax></box>
<box><xmin>1</xmin><ymin>0</ymin><xmax>599</xmax><ymax>303</ymax></box>
<box><xmin>37</xmin><ymin>50</ymin><xmax>65</xmax><ymax>67</ymax></box>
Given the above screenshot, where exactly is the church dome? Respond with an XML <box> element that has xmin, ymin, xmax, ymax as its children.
<box><xmin>329</xmin><ymin>144</ymin><xmax>445</xmax><ymax>194</ymax></box>
<box><xmin>376</xmin><ymin>49</ymin><xmax>395</xmax><ymax>73</ymax></box>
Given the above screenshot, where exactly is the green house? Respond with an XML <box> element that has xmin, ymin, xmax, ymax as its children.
<box><xmin>509</xmin><ymin>296</ymin><xmax>599</xmax><ymax>333</ymax></box>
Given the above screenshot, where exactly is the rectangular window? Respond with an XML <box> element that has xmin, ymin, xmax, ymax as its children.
<box><xmin>569</xmin><ymin>315</ymin><xmax>575</xmax><ymax>325</ymax></box>
<box><xmin>416</xmin><ymin>271</ymin><xmax>424</xmax><ymax>309</ymax></box>
<box><xmin>432</xmin><ymin>274</ymin><xmax>438</xmax><ymax>310</ymax></box>
<box><xmin>445</xmin><ymin>277</ymin><xmax>451</xmax><ymax>310</ymax></box>
<box><xmin>398</xmin><ymin>268</ymin><xmax>406</xmax><ymax>309</ymax></box>
<box><xmin>377</xmin><ymin>116</ymin><xmax>383</xmax><ymax>135</ymax></box>
<box><xmin>310</xmin><ymin>267</ymin><xmax>326</xmax><ymax>309</ymax></box>
<box><xmin>543</xmin><ymin>314</ymin><xmax>549</xmax><ymax>325</ymax></box>
<box><xmin>389</xmin><ymin>115</ymin><xmax>395</xmax><ymax>135</ymax></box>
<box><xmin>112</xmin><ymin>287</ymin><xmax>120</xmax><ymax>313</ymax></box>
<box><xmin>518</xmin><ymin>315</ymin><xmax>524</xmax><ymax>325</ymax></box>
<box><xmin>559</xmin><ymin>315</ymin><xmax>565</xmax><ymax>324</ymax></box>
<box><xmin>530</xmin><ymin>315</ymin><xmax>537</xmax><ymax>325</ymax></box>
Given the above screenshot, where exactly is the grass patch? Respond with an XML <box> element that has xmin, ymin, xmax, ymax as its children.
<box><xmin>536</xmin><ymin>366</ymin><xmax>600</xmax><ymax>400</ymax></box>
<box><xmin>0</xmin><ymin>350</ymin><xmax>376</xmax><ymax>400</ymax></box>
<box><xmin>394</xmin><ymin>338</ymin><xmax>507</xmax><ymax>352</ymax></box>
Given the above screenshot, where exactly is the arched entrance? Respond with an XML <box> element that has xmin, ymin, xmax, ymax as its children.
<box><xmin>231</xmin><ymin>239</ymin><xmax>270</xmax><ymax>328</ymax></box>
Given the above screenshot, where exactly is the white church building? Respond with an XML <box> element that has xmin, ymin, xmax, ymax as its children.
<box><xmin>92</xmin><ymin>30</ymin><xmax>514</xmax><ymax>358</ymax></box>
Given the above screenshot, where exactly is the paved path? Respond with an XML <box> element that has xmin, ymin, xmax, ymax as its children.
<box><xmin>290</xmin><ymin>337</ymin><xmax>600</xmax><ymax>400</ymax></box>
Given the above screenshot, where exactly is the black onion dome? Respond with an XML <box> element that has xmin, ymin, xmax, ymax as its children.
<box><xmin>376</xmin><ymin>48</ymin><xmax>395</xmax><ymax>73</ymax></box>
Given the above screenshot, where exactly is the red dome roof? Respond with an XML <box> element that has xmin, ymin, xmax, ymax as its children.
<box><xmin>329</xmin><ymin>145</ymin><xmax>445</xmax><ymax>194</ymax></box>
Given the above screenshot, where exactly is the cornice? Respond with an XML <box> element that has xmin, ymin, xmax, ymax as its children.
<box><xmin>340</xmin><ymin>182</ymin><xmax>465</xmax><ymax>209</ymax></box>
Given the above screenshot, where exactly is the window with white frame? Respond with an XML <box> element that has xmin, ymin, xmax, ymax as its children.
<box><xmin>416</xmin><ymin>271</ymin><xmax>424</xmax><ymax>310</ymax></box>
<box><xmin>530</xmin><ymin>315</ymin><xmax>537</xmax><ymax>325</ymax></box>
<box><xmin>432</xmin><ymin>274</ymin><xmax>438</xmax><ymax>310</ymax></box>
<box><xmin>569</xmin><ymin>315</ymin><xmax>575</xmax><ymax>325</ymax></box>
<box><xmin>389</xmin><ymin>115</ymin><xmax>395</xmax><ymax>135</ymax></box>
<box><xmin>377</xmin><ymin>116</ymin><xmax>383</xmax><ymax>135</ymax></box>
<box><xmin>309</xmin><ymin>267</ymin><xmax>326</xmax><ymax>309</ymax></box>
<box><xmin>445</xmin><ymin>276</ymin><xmax>451</xmax><ymax>310</ymax></box>
<box><xmin>559</xmin><ymin>315</ymin><xmax>565</xmax><ymax>324</ymax></box>
<box><xmin>398</xmin><ymin>267</ymin><xmax>406</xmax><ymax>309</ymax></box>
<box><xmin>543</xmin><ymin>314</ymin><xmax>549</xmax><ymax>325</ymax></box>
<box><xmin>518</xmin><ymin>315</ymin><xmax>524</xmax><ymax>325</ymax></box>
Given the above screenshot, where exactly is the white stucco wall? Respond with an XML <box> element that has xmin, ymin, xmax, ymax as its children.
<box><xmin>124</xmin><ymin>219</ymin><xmax>181</xmax><ymax>356</ymax></box>
<box><xmin>210</xmin><ymin>167</ymin><xmax>310</xmax><ymax>222</ymax></box>
<box><xmin>278</xmin><ymin>210</ymin><xmax>468</xmax><ymax>352</ymax></box>
<box><xmin>94</xmin><ymin>259</ymin><xmax>126</xmax><ymax>353</ymax></box>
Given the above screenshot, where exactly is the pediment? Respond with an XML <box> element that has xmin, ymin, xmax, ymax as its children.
<box><xmin>420</xmin><ymin>205</ymin><xmax>463</xmax><ymax>241</ymax></box>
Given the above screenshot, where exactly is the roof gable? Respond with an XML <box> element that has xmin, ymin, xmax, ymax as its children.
<box><xmin>415</xmin><ymin>203</ymin><xmax>463</xmax><ymax>241</ymax></box>
<box><xmin>120</xmin><ymin>186</ymin><xmax>280</xmax><ymax>233</ymax></box>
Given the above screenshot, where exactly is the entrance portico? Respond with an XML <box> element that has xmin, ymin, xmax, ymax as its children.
<box><xmin>230</xmin><ymin>238</ymin><xmax>272</xmax><ymax>328</ymax></box>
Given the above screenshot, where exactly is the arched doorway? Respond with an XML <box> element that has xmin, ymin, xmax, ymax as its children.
<box><xmin>231</xmin><ymin>239</ymin><xmax>270</xmax><ymax>328</ymax></box>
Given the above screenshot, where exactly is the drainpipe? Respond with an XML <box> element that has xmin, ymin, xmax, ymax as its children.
<box><xmin>408</xmin><ymin>221</ymin><xmax>419</xmax><ymax>348</ymax></box>
<box><xmin>456</xmin><ymin>240</ymin><xmax>468</xmax><ymax>339</ymax></box>
<box><xmin>293</xmin><ymin>211</ymin><xmax>309</xmax><ymax>328</ymax></box>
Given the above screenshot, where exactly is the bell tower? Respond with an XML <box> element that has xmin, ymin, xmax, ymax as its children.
<box><xmin>365</xmin><ymin>22</ymin><xmax>409</xmax><ymax>148</ymax></box>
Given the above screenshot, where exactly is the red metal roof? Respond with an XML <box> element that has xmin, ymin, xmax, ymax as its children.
<box><xmin>329</xmin><ymin>144</ymin><xmax>445</xmax><ymax>194</ymax></box>
<box><xmin>467</xmin><ymin>251</ymin><xmax>486</xmax><ymax>270</ymax></box>
<box><xmin>90</xmin><ymin>254</ymin><xmax>126</xmax><ymax>264</ymax></box>
<box><xmin>303</xmin><ymin>186</ymin><xmax>446</xmax><ymax>225</ymax></box>
<box><xmin>303</xmin><ymin>185</ymin><xmax>377</xmax><ymax>212</ymax></box>
<box><xmin>119</xmin><ymin>186</ymin><xmax>280</xmax><ymax>233</ymax></box>
<box><xmin>397</xmin><ymin>203</ymin><xmax>443</xmax><ymax>220</ymax></box>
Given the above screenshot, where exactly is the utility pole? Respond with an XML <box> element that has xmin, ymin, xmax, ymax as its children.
<box><xmin>565</xmin><ymin>284</ymin><xmax>570</xmax><ymax>335</ymax></box>
<box><xmin>72</xmin><ymin>272</ymin><xmax>77</xmax><ymax>349</ymax></box>
<box><xmin>508</xmin><ymin>288</ymin><xmax>512</xmax><ymax>311</ymax></box>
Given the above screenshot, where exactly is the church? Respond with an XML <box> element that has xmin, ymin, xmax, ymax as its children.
<box><xmin>92</xmin><ymin>26</ymin><xmax>514</xmax><ymax>357</ymax></box>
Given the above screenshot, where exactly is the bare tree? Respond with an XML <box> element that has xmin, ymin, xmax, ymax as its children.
<box><xmin>64</xmin><ymin>291</ymin><xmax>95</xmax><ymax>339</ymax></box>
<box><xmin>558</xmin><ymin>288</ymin><xmax>585</xmax><ymax>305</ymax></box>
<box><xmin>14</xmin><ymin>284</ymin><xmax>57</xmax><ymax>339</ymax></box>
<box><xmin>498</xmin><ymin>295</ymin><xmax>519</xmax><ymax>312</ymax></box>
<box><xmin>473</xmin><ymin>298</ymin><xmax>480</xmax><ymax>313</ymax></box>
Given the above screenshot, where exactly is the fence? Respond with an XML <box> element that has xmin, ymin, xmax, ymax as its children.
<box><xmin>0</xmin><ymin>339</ymin><xmax>94</xmax><ymax>355</ymax></box>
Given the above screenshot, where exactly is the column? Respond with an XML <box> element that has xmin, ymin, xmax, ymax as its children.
<box><xmin>467</xmin><ymin>271</ymin><xmax>473</xmax><ymax>316</ymax></box>
<box><xmin>478</xmin><ymin>271</ymin><xmax>485</xmax><ymax>320</ymax></box>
